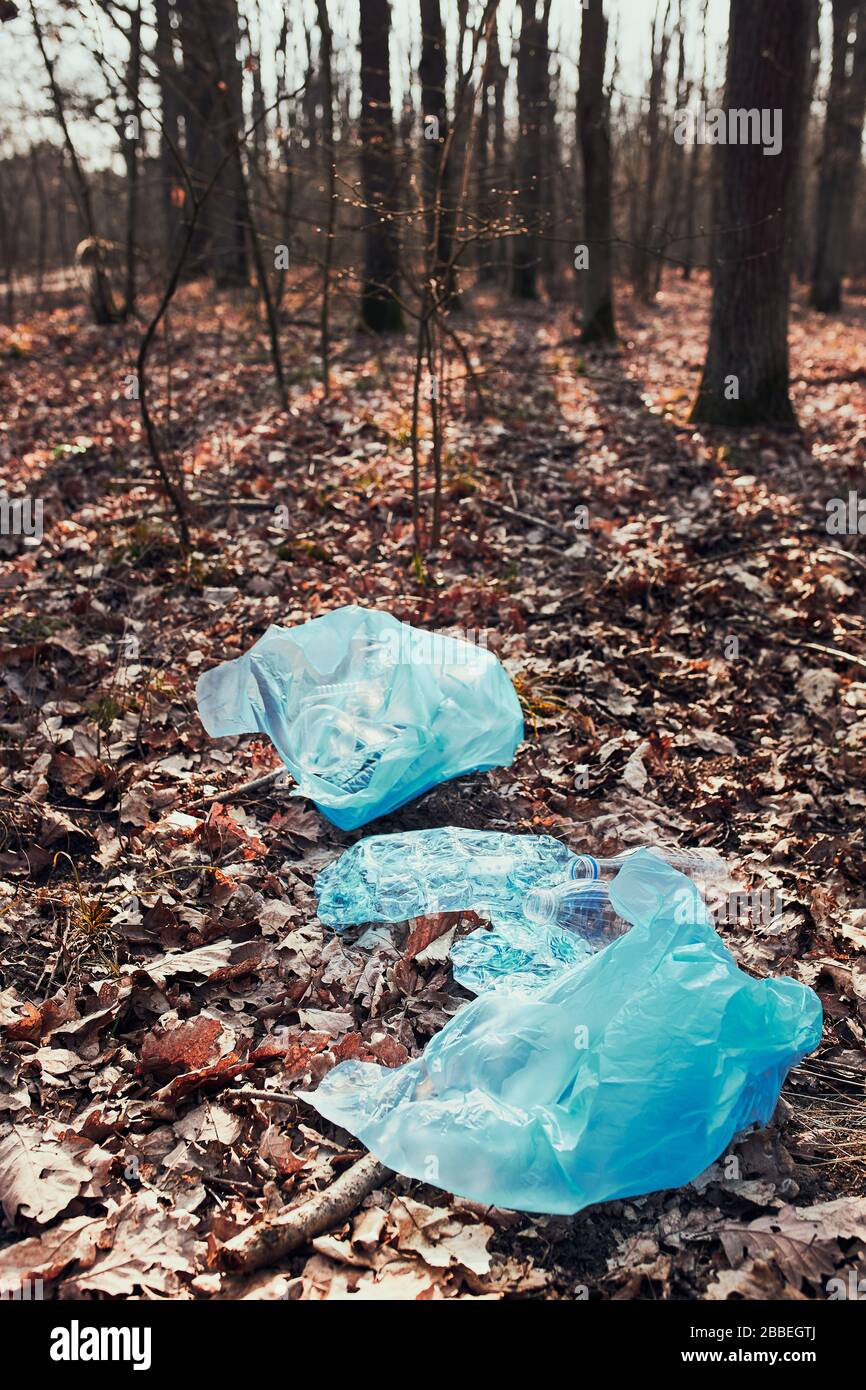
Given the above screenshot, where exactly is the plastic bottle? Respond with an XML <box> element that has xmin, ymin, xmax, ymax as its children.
<box><xmin>315</xmin><ymin>827</ymin><xmax>581</xmax><ymax>927</ymax></box>
<box><xmin>524</xmin><ymin>881</ymin><xmax>629</xmax><ymax>951</ymax></box>
<box><xmin>568</xmin><ymin>846</ymin><xmax>727</xmax><ymax>887</ymax></box>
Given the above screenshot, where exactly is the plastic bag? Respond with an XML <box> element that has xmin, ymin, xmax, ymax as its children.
<box><xmin>304</xmin><ymin>851</ymin><xmax>822</xmax><ymax>1214</ymax></box>
<box><xmin>196</xmin><ymin>605</ymin><xmax>523</xmax><ymax>831</ymax></box>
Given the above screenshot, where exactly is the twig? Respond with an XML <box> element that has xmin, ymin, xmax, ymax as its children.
<box><xmin>186</xmin><ymin>767</ymin><xmax>285</xmax><ymax>811</ymax></box>
<box><xmin>220</xmin><ymin>1152</ymin><xmax>392</xmax><ymax>1273</ymax></box>
<box><xmin>461</xmin><ymin>495</ymin><xmax>572</xmax><ymax>540</ymax></box>
<box><xmin>230</xmin><ymin>1088</ymin><xmax>298</xmax><ymax>1105</ymax></box>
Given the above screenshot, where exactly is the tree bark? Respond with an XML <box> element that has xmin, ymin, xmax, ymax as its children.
<box><xmin>176</xmin><ymin>0</ymin><xmax>247</xmax><ymax>286</ymax></box>
<box><xmin>512</xmin><ymin>0</ymin><xmax>549</xmax><ymax>299</ymax></box>
<box><xmin>811</xmin><ymin>2</ymin><xmax>866</xmax><ymax>312</ymax></box>
<box><xmin>477</xmin><ymin>15</ymin><xmax>507</xmax><ymax>283</ymax></box>
<box><xmin>359</xmin><ymin>0</ymin><xmax>403</xmax><ymax>331</ymax></box>
<box><xmin>153</xmin><ymin>0</ymin><xmax>183</xmax><ymax>264</ymax></box>
<box><xmin>122</xmin><ymin>0</ymin><xmax>142</xmax><ymax>316</ymax></box>
<box><xmin>681</xmin><ymin>2</ymin><xmax>707</xmax><ymax>282</ymax></box>
<box><xmin>419</xmin><ymin>0</ymin><xmax>454</xmax><ymax>302</ymax></box>
<box><xmin>632</xmin><ymin>4</ymin><xmax>671</xmax><ymax>302</ymax></box>
<box><xmin>316</xmin><ymin>0</ymin><xmax>336</xmax><ymax>394</ymax></box>
<box><xmin>791</xmin><ymin>0</ymin><xmax>821</xmax><ymax>283</ymax></box>
<box><xmin>577</xmin><ymin>0</ymin><xmax>616</xmax><ymax>342</ymax></box>
<box><xmin>689</xmin><ymin>0</ymin><xmax>812</xmax><ymax>428</ymax></box>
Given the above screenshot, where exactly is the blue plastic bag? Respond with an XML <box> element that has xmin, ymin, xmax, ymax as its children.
<box><xmin>196</xmin><ymin>605</ymin><xmax>523</xmax><ymax>830</ymax></box>
<box><xmin>303</xmin><ymin>852</ymin><xmax>822</xmax><ymax>1214</ymax></box>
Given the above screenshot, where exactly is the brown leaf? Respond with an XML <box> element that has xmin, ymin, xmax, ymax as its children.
<box><xmin>60</xmin><ymin>1191</ymin><xmax>203</xmax><ymax>1297</ymax></box>
<box><xmin>0</xmin><ymin>1125</ymin><xmax>111</xmax><ymax>1226</ymax></box>
<box><xmin>139</xmin><ymin>1016</ymin><xmax>225</xmax><ymax>1076</ymax></box>
<box><xmin>404</xmin><ymin>912</ymin><xmax>462</xmax><ymax>962</ymax></box>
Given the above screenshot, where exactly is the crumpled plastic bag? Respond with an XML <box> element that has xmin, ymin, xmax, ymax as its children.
<box><xmin>196</xmin><ymin>605</ymin><xmax>523</xmax><ymax>830</ymax></box>
<box><xmin>449</xmin><ymin>915</ymin><xmax>590</xmax><ymax>994</ymax></box>
<box><xmin>303</xmin><ymin>852</ymin><xmax>822</xmax><ymax>1214</ymax></box>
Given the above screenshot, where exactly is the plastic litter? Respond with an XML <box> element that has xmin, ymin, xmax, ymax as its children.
<box><xmin>314</xmin><ymin>826</ymin><xmax>731</xmax><ymax>994</ymax></box>
<box><xmin>315</xmin><ymin>825</ymin><xmax>603</xmax><ymax>994</ymax></box>
<box><xmin>524</xmin><ymin>880</ymin><xmax>629</xmax><ymax>947</ymax></box>
<box><xmin>315</xmin><ymin>826</ymin><xmax>581</xmax><ymax>927</ymax></box>
<box><xmin>195</xmin><ymin>605</ymin><xmax>523</xmax><ymax>830</ymax></box>
<box><xmin>568</xmin><ymin>845</ymin><xmax>727</xmax><ymax>886</ymax></box>
<box><xmin>304</xmin><ymin>851</ymin><xmax>822</xmax><ymax>1215</ymax></box>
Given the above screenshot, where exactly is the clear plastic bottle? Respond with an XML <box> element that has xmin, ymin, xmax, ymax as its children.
<box><xmin>524</xmin><ymin>882</ymin><xmax>629</xmax><ymax>951</ymax></box>
<box><xmin>315</xmin><ymin>827</ymin><xmax>581</xmax><ymax>927</ymax></box>
<box><xmin>568</xmin><ymin>846</ymin><xmax>727</xmax><ymax>887</ymax></box>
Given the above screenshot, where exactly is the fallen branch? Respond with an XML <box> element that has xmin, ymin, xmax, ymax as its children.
<box><xmin>220</xmin><ymin>1152</ymin><xmax>393</xmax><ymax>1273</ymax></box>
<box><xmin>231</xmin><ymin>1087</ymin><xmax>298</xmax><ymax>1105</ymax></box>
<box><xmin>462</xmin><ymin>494</ymin><xmax>572</xmax><ymax>540</ymax></box>
<box><xmin>186</xmin><ymin>767</ymin><xmax>285</xmax><ymax>811</ymax></box>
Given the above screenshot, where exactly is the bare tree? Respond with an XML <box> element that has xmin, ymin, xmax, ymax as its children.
<box><xmin>359</xmin><ymin>0</ymin><xmax>403</xmax><ymax>331</ymax></box>
<box><xmin>512</xmin><ymin>0</ymin><xmax>551</xmax><ymax>299</ymax></box>
<box><xmin>577</xmin><ymin>0</ymin><xmax>616</xmax><ymax>342</ymax></box>
<box><xmin>631</xmin><ymin>2</ymin><xmax>672</xmax><ymax>302</ymax></box>
<box><xmin>154</xmin><ymin>0</ymin><xmax>183</xmax><ymax>261</ymax></box>
<box><xmin>315</xmin><ymin>0</ymin><xmax>336</xmax><ymax>395</ymax></box>
<box><xmin>689</xmin><ymin>0</ymin><xmax>812</xmax><ymax>427</ymax></box>
<box><xmin>176</xmin><ymin>0</ymin><xmax>247</xmax><ymax>285</ymax></box>
<box><xmin>419</xmin><ymin>0</ymin><xmax>454</xmax><ymax>302</ymax></box>
<box><xmin>811</xmin><ymin>1</ymin><xmax>866</xmax><ymax>312</ymax></box>
<box><xmin>29</xmin><ymin>0</ymin><xmax>121</xmax><ymax>324</ymax></box>
<box><xmin>681</xmin><ymin>0</ymin><xmax>708</xmax><ymax>282</ymax></box>
<box><xmin>121</xmin><ymin>0</ymin><xmax>142</xmax><ymax>316</ymax></box>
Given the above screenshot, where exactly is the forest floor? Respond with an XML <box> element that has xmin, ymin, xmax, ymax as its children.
<box><xmin>1</xmin><ymin>271</ymin><xmax>865</xmax><ymax>1300</ymax></box>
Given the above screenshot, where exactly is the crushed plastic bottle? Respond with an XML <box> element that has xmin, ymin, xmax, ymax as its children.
<box><xmin>451</xmin><ymin>882</ymin><xmax>627</xmax><ymax>995</ymax></box>
<box><xmin>303</xmin><ymin>851</ymin><xmax>823</xmax><ymax>1215</ymax></box>
<box><xmin>196</xmin><ymin>606</ymin><xmax>523</xmax><ymax>830</ymax></box>
<box><xmin>315</xmin><ymin>827</ymin><xmax>580</xmax><ymax>927</ymax></box>
<box><xmin>314</xmin><ymin>828</ymin><xmax>732</xmax><ymax>994</ymax></box>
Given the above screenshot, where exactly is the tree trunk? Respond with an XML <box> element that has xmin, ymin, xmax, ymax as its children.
<box><xmin>811</xmin><ymin>2</ymin><xmax>866</xmax><ymax>312</ymax></box>
<box><xmin>153</xmin><ymin>0</ymin><xmax>183</xmax><ymax>264</ymax></box>
<box><xmin>419</xmin><ymin>0</ymin><xmax>454</xmax><ymax>302</ymax></box>
<box><xmin>359</xmin><ymin>0</ymin><xmax>403</xmax><ymax>331</ymax></box>
<box><xmin>653</xmin><ymin>3</ymin><xmax>687</xmax><ymax>296</ymax></box>
<box><xmin>29</xmin><ymin>0</ymin><xmax>120</xmax><ymax>324</ymax></box>
<box><xmin>176</xmin><ymin>0</ymin><xmax>247</xmax><ymax>286</ymax></box>
<box><xmin>632</xmin><ymin>4</ymin><xmax>671</xmax><ymax>302</ymax></box>
<box><xmin>682</xmin><ymin>0</ymin><xmax>709</xmax><ymax>282</ymax></box>
<box><xmin>478</xmin><ymin>15</ymin><xmax>506</xmax><ymax>283</ymax></box>
<box><xmin>274</xmin><ymin>10</ymin><xmax>294</xmax><ymax>310</ymax></box>
<box><xmin>315</xmin><ymin>0</ymin><xmax>336</xmax><ymax>394</ymax></box>
<box><xmin>689</xmin><ymin>0</ymin><xmax>811</xmax><ymax>428</ymax></box>
<box><xmin>792</xmin><ymin>0</ymin><xmax>821</xmax><ymax>283</ymax></box>
<box><xmin>577</xmin><ymin>0</ymin><xmax>616</xmax><ymax>342</ymax></box>
<box><xmin>512</xmin><ymin>0</ymin><xmax>549</xmax><ymax>299</ymax></box>
<box><xmin>541</xmin><ymin>58</ymin><xmax>561</xmax><ymax>295</ymax></box>
<box><xmin>122</xmin><ymin>0</ymin><xmax>143</xmax><ymax>316</ymax></box>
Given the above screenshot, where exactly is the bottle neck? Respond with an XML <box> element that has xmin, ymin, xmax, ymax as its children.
<box><xmin>569</xmin><ymin>854</ymin><xmax>600</xmax><ymax>880</ymax></box>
